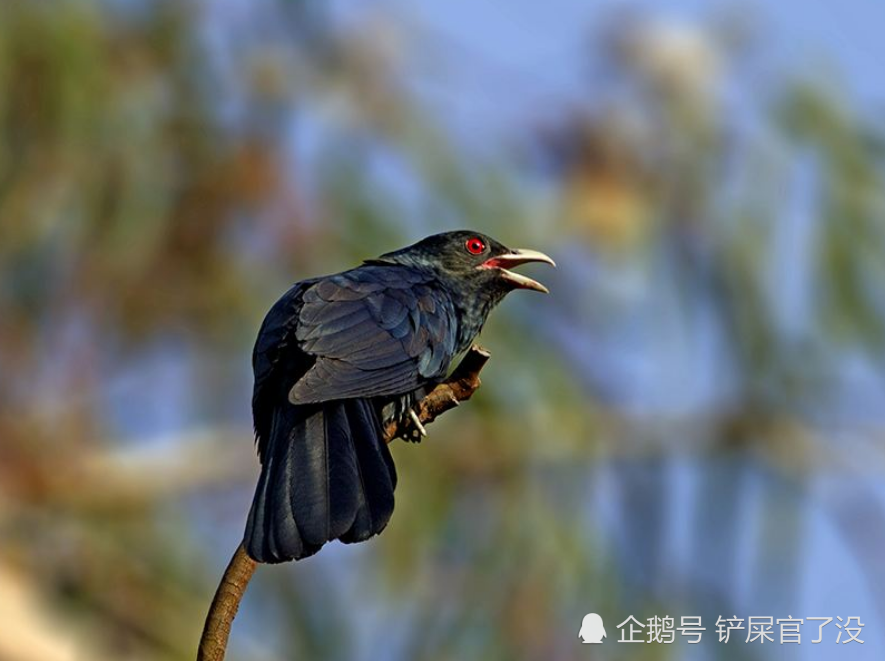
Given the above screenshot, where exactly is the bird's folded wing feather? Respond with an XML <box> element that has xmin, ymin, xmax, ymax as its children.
<box><xmin>288</xmin><ymin>265</ymin><xmax>458</xmax><ymax>404</ymax></box>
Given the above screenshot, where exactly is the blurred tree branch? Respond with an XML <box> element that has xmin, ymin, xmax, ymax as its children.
<box><xmin>196</xmin><ymin>345</ymin><xmax>491</xmax><ymax>661</ymax></box>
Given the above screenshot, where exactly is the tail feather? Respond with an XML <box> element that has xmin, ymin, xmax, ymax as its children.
<box><xmin>288</xmin><ymin>411</ymin><xmax>332</xmax><ymax>546</ymax></box>
<box><xmin>244</xmin><ymin>398</ymin><xmax>396</xmax><ymax>563</ymax></box>
<box><xmin>244</xmin><ymin>439</ymin><xmax>272</xmax><ymax>560</ymax></box>
<box><xmin>267</xmin><ymin>413</ymin><xmax>309</xmax><ymax>558</ymax></box>
<box><xmin>325</xmin><ymin>404</ymin><xmax>363</xmax><ymax>538</ymax></box>
<box><xmin>340</xmin><ymin>400</ymin><xmax>396</xmax><ymax>544</ymax></box>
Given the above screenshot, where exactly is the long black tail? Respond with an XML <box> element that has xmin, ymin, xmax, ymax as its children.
<box><xmin>244</xmin><ymin>398</ymin><xmax>397</xmax><ymax>563</ymax></box>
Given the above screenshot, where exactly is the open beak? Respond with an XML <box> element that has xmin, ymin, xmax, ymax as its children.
<box><xmin>481</xmin><ymin>249</ymin><xmax>556</xmax><ymax>293</ymax></box>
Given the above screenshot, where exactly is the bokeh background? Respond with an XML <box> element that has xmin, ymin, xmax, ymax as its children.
<box><xmin>2</xmin><ymin>1</ymin><xmax>885</xmax><ymax>659</ymax></box>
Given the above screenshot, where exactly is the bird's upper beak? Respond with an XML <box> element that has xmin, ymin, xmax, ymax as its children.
<box><xmin>480</xmin><ymin>249</ymin><xmax>556</xmax><ymax>293</ymax></box>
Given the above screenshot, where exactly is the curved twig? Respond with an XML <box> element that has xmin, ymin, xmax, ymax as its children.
<box><xmin>197</xmin><ymin>544</ymin><xmax>257</xmax><ymax>661</ymax></box>
<box><xmin>197</xmin><ymin>345</ymin><xmax>491</xmax><ymax>661</ymax></box>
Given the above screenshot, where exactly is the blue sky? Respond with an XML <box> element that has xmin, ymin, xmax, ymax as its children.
<box><xmin>327</xmin><ymin>0</ymin><xmax>885</xmax><ymax>145</ymax></box>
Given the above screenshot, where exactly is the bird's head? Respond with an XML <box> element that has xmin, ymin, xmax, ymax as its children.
<box><xmin>373</xmin><ymin>230</ymin><xmax>556</xmax><ymax>296</ymax></box>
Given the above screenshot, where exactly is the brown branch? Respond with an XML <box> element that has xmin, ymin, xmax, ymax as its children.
<box><xmin>197</xmin><ymin>544</ymin><xmax>257</xmax><ymax>661</ymax></box>
<box><xmin>197</xmin><ymin>345</ymin><xmax>491</xmax><ymax>661</ymax></box>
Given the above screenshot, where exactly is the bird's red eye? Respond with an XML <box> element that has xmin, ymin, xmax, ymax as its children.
<box><xmin>465</xmin><ymin>237</ymin><xmax>486</xmax><ymax>255</ymax></box>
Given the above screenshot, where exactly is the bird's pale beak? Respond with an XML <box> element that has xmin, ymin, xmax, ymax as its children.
<box><xmin>480</xmin><ymin>249</ymin><xmax>556</xmax><ymax>293</ymax></box>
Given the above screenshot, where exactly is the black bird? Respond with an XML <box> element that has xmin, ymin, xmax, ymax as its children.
<box><xmin>244</xmin><ymin>231</ymin><xmax>555</xmax><ymax>563</ymax></box>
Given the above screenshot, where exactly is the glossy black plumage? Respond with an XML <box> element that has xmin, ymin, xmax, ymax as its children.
<box><xmin>244</xmin><ymin>231</ymin><xmax>553</xmax><ymax>563</ymax></box>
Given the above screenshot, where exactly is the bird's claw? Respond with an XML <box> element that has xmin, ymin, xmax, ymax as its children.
<box><xmin>409</xmin><ymin>409</ymin><xmax>428</xmax><ymax>438</ymax></box>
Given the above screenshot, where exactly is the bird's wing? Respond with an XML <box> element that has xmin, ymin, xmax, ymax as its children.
<box><xmin>251</xmin><ymin>280</ymin><xmax>318</xmax><ymax>460</ymax></box>
<box><xmin>288</xmin><ymin>265</ymin><xmax>458</xmax><ymax>404</ymax></box>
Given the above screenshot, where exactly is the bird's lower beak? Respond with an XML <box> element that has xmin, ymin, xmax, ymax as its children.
<box><xmin>481</xmin><ymin>249</ymin><xmax>556</xmax><ymax>293</ymax></box>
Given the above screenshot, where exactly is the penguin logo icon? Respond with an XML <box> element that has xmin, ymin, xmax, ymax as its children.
<box><xmin>578</xmin><ymin>613</ymin><xmax>606</xmax><ymax>644</ymax></box>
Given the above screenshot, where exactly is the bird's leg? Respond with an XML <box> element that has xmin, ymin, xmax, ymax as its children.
<box><xmin>382</xmin><ymin>346</ymin><xmax>491</xmax><ymax>443</ymax></box>
<box><xmin>409</xmin><ymin>409</ymin><xmax>428</xmax><ymax>438</ymax></box>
